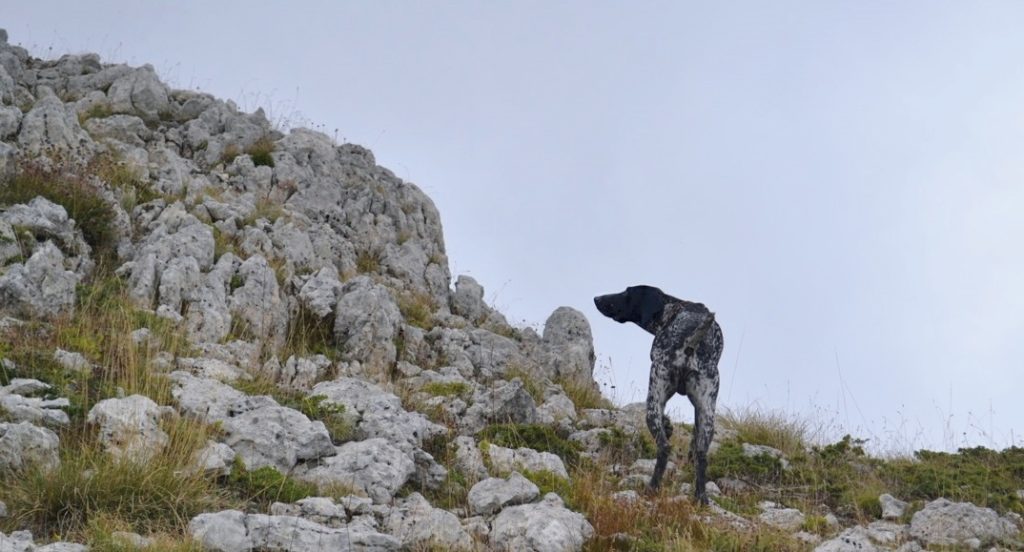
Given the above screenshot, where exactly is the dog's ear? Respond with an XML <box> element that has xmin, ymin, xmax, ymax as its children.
<box><xmin>633</xmin><ymin>286</ymin><xmax>666</xmax><ymax>328</ymax></box>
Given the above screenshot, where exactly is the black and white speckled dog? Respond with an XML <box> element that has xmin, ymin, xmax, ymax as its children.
<box><xmin>594</xmin><ymin>285</ymin><xmax>723</xmax><ymax>504</ymax></box>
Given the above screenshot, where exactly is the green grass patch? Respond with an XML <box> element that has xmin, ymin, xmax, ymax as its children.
<box><xmin>225</xmin><ymin>459</ymin><xmax>317</xmax><ymax>507</ymax></box>
<box><xmin>421</xmin><ymin>381</ymin><xmax>471</xmax><ymax>398</ymax></box>
<box><xmin>478</xmin><ymin>423</ymin><xmax>581</xmax><ymax>468</ymax></box>
<box><xmin>0</xmin><ymin>272</ymin><xmax>192</xmax><ymax>425</ymax></box>
<box><xmin>598</xmin><ymin>426</ymin><xmax>657</xmax><ymax>464</ymax></box>
<box><xmin>522</xmin><ymin>469</ymin><xmax>572</xmax><ymax>500</ymax></box>
<box><xmin>881</xmin><ymin>446</ymin><xmax>1024</xmax><ymax>514</ymax></box>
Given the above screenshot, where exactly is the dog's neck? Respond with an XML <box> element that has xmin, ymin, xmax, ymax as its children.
<box><xmin>641</xmin><ymin>299</ymin><xmax>711</xmax><ymax>335</ymax></box>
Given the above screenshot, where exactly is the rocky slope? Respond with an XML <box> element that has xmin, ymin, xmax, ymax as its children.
<box><xmin>0</xmin><ymin>29</ymin><xmax>1021</xmax><ymax>552</ymax></box>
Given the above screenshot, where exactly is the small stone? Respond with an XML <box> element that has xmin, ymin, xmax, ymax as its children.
<box><xmin>111</xmin><ymin>531</ymin><xmax>152</xmax><ymax>549</ymax></box>
<box><xmin>611</xmin><ymin>490</ymin><xmax>640</xmax><ymax>504</ymax></box>
<box><xmin>54</xmin><ymin>349</ymin><xmax>91</xmax><ymax>373</ymax></box>
<box><xmin>879</xmin><ymin>493</ymin><xmax>908</xmax><ymax>520</ymax></box>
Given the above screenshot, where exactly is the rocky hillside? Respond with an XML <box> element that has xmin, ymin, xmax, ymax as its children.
<box><xmin>0</xmin><ymin>29</ymin><xmax>1021</xmax><ymax>552</ymax></box>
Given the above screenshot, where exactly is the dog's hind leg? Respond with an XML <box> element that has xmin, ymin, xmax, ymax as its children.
<box><xmin>645</xmin><ymin>359</ymin><xmax>674</xmax><ymax>491</ymax></box>
<box><xmin>686</xmin><ymin>370</ymin><xmax>719</xmax><ymax>505</ymax></box>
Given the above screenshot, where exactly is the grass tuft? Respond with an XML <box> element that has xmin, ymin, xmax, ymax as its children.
<box><xmin>397</xmin><ymin>290</ymin><xmax>436</xmax><ymax>330</ymax></box>
<box><xmin>355</xmin><ymin>249</ymin><xmax>381</xmax><ymax>274</ymax></box>
<box><xmin>225</xmin><ymin>459</ymin><xmax>318</xmax><ymax>508</ymax></box>
<box><xmin>0</xmin><ymin>418</ymin><xmax>225</xmax><ymax>539</ymax></box>
<box><xmin>246</xmin><ymin>137</ymin><xmax>276</xmax><ymax>168</ymax></box>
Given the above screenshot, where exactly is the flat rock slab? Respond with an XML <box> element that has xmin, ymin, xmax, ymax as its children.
<box><xmin>189</xmin><ymin>510</ymin><xmax>399</xmax><ymax>552</ymax></box>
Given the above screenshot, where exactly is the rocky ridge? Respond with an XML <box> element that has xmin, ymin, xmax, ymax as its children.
<box><xmin>0</xmin><ymin>29</ymin><xmax>1021</xmax><ymax>551</ymax></box>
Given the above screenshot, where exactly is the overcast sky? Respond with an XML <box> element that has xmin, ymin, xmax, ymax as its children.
<box><xmin>7</xmin><ymin>1</ymin><xmax>1024</xmax><ymax>453</ymax></box>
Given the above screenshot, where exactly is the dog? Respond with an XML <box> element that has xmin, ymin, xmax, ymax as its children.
<box><xmin>594</xmin><ymin>285</ymin><xmax>723</xmax><ymax>504</ymax></box>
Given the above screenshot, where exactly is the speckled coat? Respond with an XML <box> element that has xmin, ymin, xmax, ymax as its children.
<box><xmin>594</xmin><ymin>286</ymin><xmax>724</xmax><ymax>504</ymax></box>
<box><xmin>643</xmin><ymin>299</ymin><xmax>723</xmax><ymax>501</ymax></box>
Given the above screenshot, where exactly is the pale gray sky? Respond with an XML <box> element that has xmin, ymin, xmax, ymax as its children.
<box><xmin>8</xmin><ymin>1</ymin><xmax>1024</xmax><ymax>453</ymax></box>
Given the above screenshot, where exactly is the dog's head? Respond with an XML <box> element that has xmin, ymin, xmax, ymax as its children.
<box><xmin>594</xmin><ymin>285</ymin><xmax>669</xmax><ymax>329</ymax></box>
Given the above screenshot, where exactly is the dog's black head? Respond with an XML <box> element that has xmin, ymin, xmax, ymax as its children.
<box><xmin>594</xmin><ymin>285</ymin><xmax>669</xmax><ymax>330</ymax></box>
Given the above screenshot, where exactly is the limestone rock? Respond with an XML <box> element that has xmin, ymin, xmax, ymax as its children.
<box><xmin>228</xmin><ymin>255</ymin><xmax>288</xmax><ymax>346</ymax></box>
<box><xmin>190</xmin><ymin>440</ymin><xmax>236</xmax><ymax>476</ymax></box>
<box><xmin>454</xmin><ymin>436</ymin><xmax>490</xmax><ymax>482</ymax></box>
<box><xmin>272</xmin><ymin>355</ymin><xmax>331</xmax><ymax>392</ymax></box>
<box><xmin>386</xmin><ymin>492</ymin><xmax>475</xmax><ymax>551</ymax></box>
<box><xmin>757</xmin><ymin>501</ymin><xmax>806</xmax><ymax>532</ymax></box>
<box><xmin>0</xmin><ymin>241</ymin><xmax>79</xmax><ymax>318</ymax></box>
<box><xmin>0</xmin><ymin>379</ymin><xmax>69</xmax><ymax>427</ymax></box>
<box><xmin>909</xmin><ymin>498</ymin><xmax>1018</xmax><ymax>547</ymax></box>
<box><xmin>309</xmin><ymin>378</ymin><xmax>445</xmax><ymax>452</ymax></box>
<box><xmin>490</xmin><ymin>493</ymin><xmax>594</xmax><ymax>552</ymax></box>
<box><xmin>814</xmin><ymin>527</ymin><xmax>885</xmax><ymax>552</ymax></box>
<box><xmin>487</xmin><ymin>444</ymin><xmax>569</xmax><ymax>479</ymax></box>
<box><xmin>298</xmin><ymin>266</ymin><xmax>344</xmax><ymax>318</ymax></box>
<box><xmin>461</xmin><ymin>379</ymin><xmax>538</xmax><ymax>434</ymax></box>
<box><xmin>450</xmin><ymin>274</ymin><xmax>487</xmax><ymax>322</ymax></box>
<box><xmin>880</xmin><ymin>493</ymin><xmax>909</xmax><ymax>520</ymax></box>
<box><xmin>294</xmin><ymin>438</ymin><xmax>415</xmax><ymax>504</ymax></box>
<box><xmin>221</xmin><ymin>404</ymin><xmax>334</xmax><ymax>472</ymax></box>
<box><xmin>468</xmin><ymin>472</ymin><xmax>540</xmax><ymax>516</ymax></box>
<box><xmin>16</xmin><ymin>88</ymin><xmax>94</xmax><ymax>157</ymax></box>
<box><xmin>107</xmin><ymin>65</ymin><xmax>169</xmax><ymax>122</ymax></box>
<box><xmin>0</xmin><ymin>421</ymin><xmax>59</xmax><ymax>472</ymax></box>
<box><xmin>189</xmin><ymin>509</ymin><xmax>400</xmax><ymax>552</ymax></box>
<box><xmin>540</xmin><ymin>306</ymin><xmax>596</xmax><ymax>382</ymax></box>
<box><xmin>333</xmin><ymin>276</ymin><xmax>403</xmax><ymax>372</ymax></box>
<box><xmin>87</xmin><ymin>395</ymin><xmax>172</xmax><ymax>463</ymax></box>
